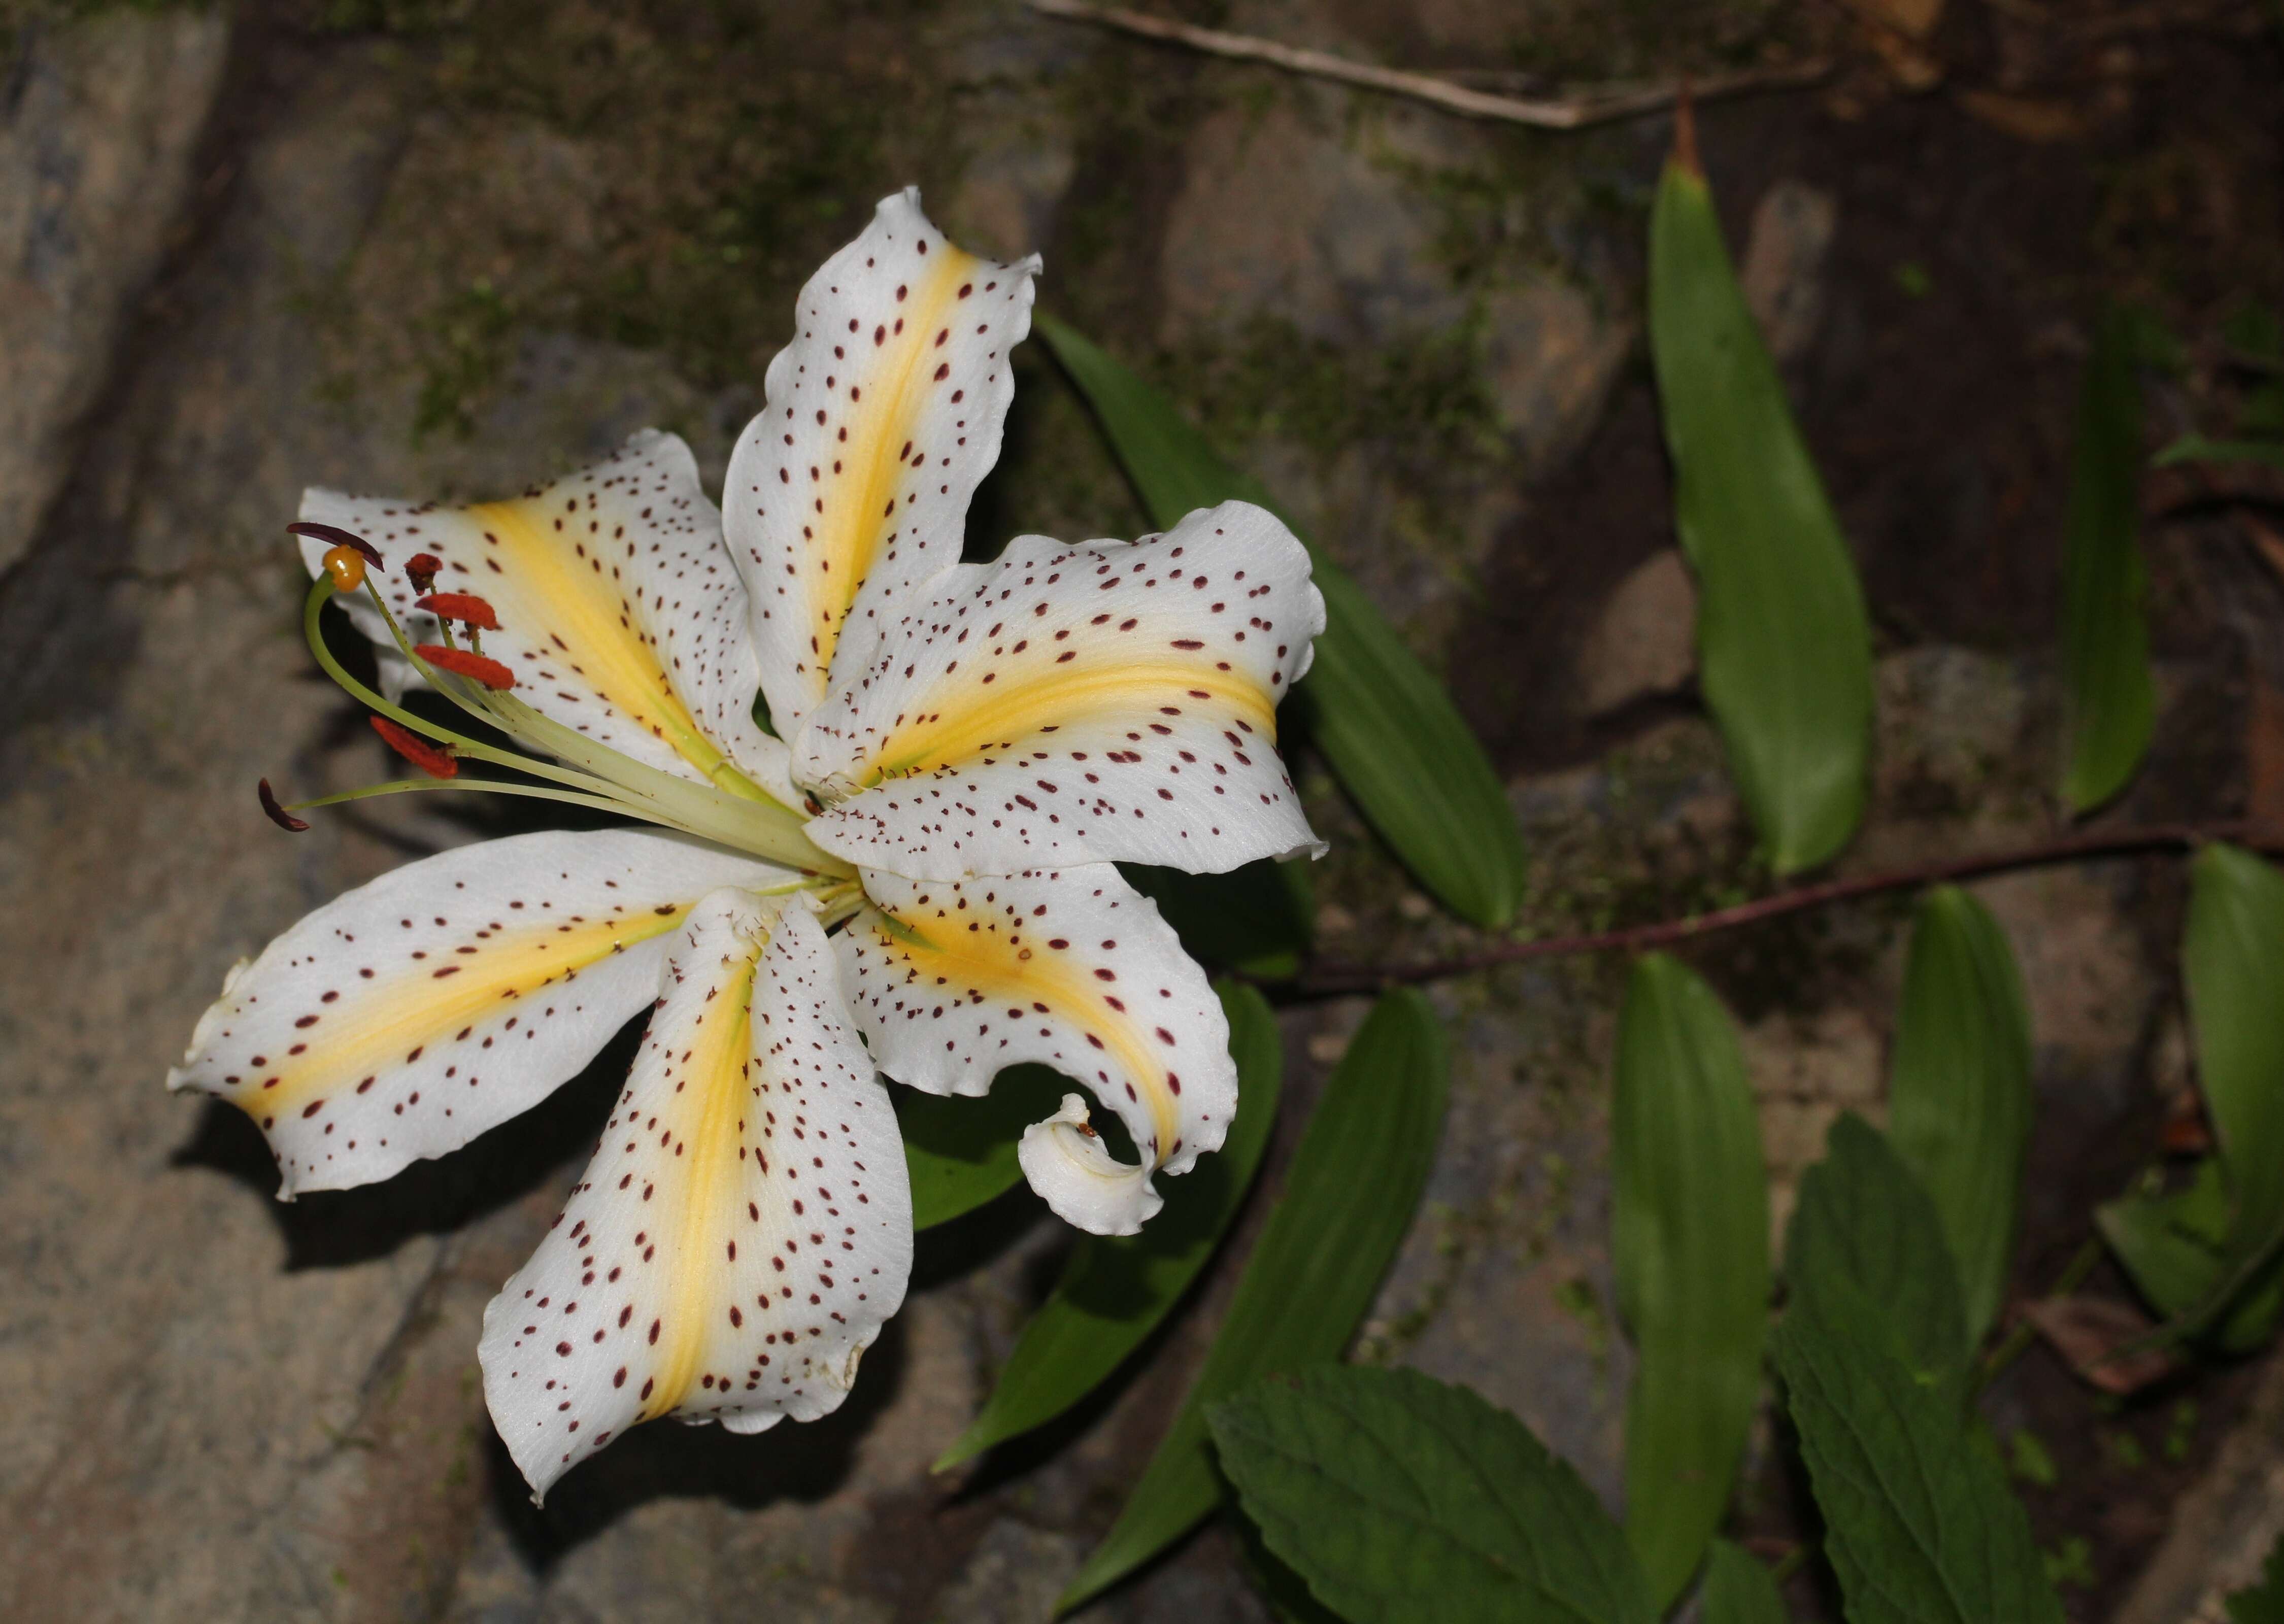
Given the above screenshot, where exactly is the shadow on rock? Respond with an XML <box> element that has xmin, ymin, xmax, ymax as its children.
<box><xmin>483</xmin><ymin>1310</ymin><xmax>912</xmax><ymax>1569</ymax></box>
<box><xmin>169</xmin><ymin>1021</ymin><xmax>641</xmax><ymax>1271</ymax></box>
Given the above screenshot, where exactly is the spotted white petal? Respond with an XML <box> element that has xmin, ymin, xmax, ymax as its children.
<box><xmin>724</xmin><ymin>187</ymin><xmax>1039</xmax><ymax>743</ymax></box>
<box><xmin>479</xmin><ymin>888</ymin><xmax>909</xmax><ymax>1501</ymax></box>
<box><xmin>794</xmin><ymin>501</ymin><xmax>1325</xmax><ymax>882</ymax></box>
<box><xmin>299</xmin><ymin>430</ymin><xmax>795</xmax><ymax>804</ymax></box>
<box><xmin>835</xmin><ymin>865</ymin><xmax>1234</xmax><ymax>1236</ymax></box>
<box><xmin>166</xmin><ymin>830</ymin><xmax>795</xmax><ymax>1197</ymax></box>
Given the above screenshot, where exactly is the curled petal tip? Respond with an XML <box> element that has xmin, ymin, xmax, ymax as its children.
<box><xmin>257</xmin><ymin>777</ymin><xmax>310</xmax><ymax>832</ymax></box>
<box><xmin>414</xmin><ymin>592</ymin><xmax>500</xmax><ymax>631</ymax></box>
<box><xmin>415</xmin><ymin>645</ymin><xmax>516</xmax><ymax>690</ymax></box>
<box><xmin>286</xmin><ymin>521</ymin><xmax>384</xmax><ymax>569</ymax></box>
<box><xmin>370</xmin><ymin>715</ymin><xmax>459</xmax><ymax>779</ymax></box>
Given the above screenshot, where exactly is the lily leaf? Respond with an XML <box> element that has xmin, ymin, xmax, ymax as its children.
<box><xmin>1037</xmin><ymin>313</ymin><xmax>1526</xmax><ymax>928</ymax></box>
<box><xmin>899</xmin><ymin>1064</ymin><xmax>1068</xmax><ymax>1230</ymax></box>
<box><xmin>1059</xmin><ymin>987</ymin><xmax>1450</xmax><ymax>1611</ymax></box>
<box><xmin>2061</xmin><ymin>307</ymin><xmax>2156</xmax><ymax>813</ymax></box>
<box><xmin>1775</xmin><ymin>1272</ymin><xmax>2065</xmax><ymax>1624</ymax></box>
<box><xmin>1648</xmin><ymin>145</ymin><xmax>1873</xmax><ymax>873</ymax></box>
<box><xmin>1123</xmin><ymin>859</ymin><xmax>1313</xmax><ymax>981</ymax></box>
<box><xmin>1888</xmin><ymin>886</ymin><xmax>2035</xmax><ymax>1345</ymax></box>
<box><xmin>1611</xmin><ymin>954</ymin><xmax>1770</xmax><ymax>1608</ymax></box>
<box><xmin>934</xmin><ymin>982</ymin><xmax>1284</xmax><ymax>1469</ymax></box>
<box><xmin>1785</xmin><ymin>1112</ymin><xmax>1969</xmax><ymax>1381</ymax></box>
<box><xmin>1700</xmin><ymin>1539</ymin><xmax>1789</xmax><ymax>1624</ymax></box>
<box><xmin>2098</xmin><ymin>1161</ymin><xmax>2284</xmax><ymax>1354</ymax></box>
<box><xmin>1206</xmin><ymin>1366</ymin><xmax>1657</xmax><ymax>1624</ymax></box>
<box><xmin>2154</xmin><ymin>433</ymin><xmax>2284</xmax><ymax>472</ymax></box>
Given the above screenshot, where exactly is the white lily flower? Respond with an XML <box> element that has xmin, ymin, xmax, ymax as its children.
<box><xmin>170</xmin><ymin>188</ymin><xmax>1322</xmax><ymax>1495</ymax></box>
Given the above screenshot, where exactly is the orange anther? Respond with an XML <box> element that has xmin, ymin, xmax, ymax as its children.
<box><xmin>319</xmin><ymin>544</ymin><xmax>367</xmax><ymax>592</ymax></box>
<box><xmin>416</xmin><ymin>645</ymin><xmax>516</xmax><ymax>690</ymax></box>
<box><xmin>370</xmin><ymin>716</ymin><xmax>459</xmax><ymax>779</ymax></box>
<box><xmin>405</xmin><ymin>552</ymin><xmax>444</xmax><ymax>593</ymax></box>
<box><xmin>415</xmin><ymin>592</ymin><xmax>500</xmax><ymax>631</ymax></box>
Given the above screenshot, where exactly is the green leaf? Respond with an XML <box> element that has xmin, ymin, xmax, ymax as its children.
<box><xmin>1060</xmin><ymin>987</ymin><xmax>1451</xmax><ymax>1611</ymax></box>
<box><xmin>2227</xmin><ymin>1529</ymin><xmax>2284</xmax><ymax>1624</ymax></box>
<box><xmin>1648</xmin><ymin>154</ymin><xmax>1873</xmax><ymax>874</ymax></box>
<box><xmin>1774</xmin><ymin>1276</ymin><xmax>2065</xmax><ymax>1624</ymax></box>
<box><xmin>2162</xmin><ymin>842</ymin><xmax>2284</xmax><ymax>1339</ymax></box>
<box><xmin>1036</xmin><ymin>312</ymin><xmax>1526</xmax><ymax>928</ymax></box>
<box><xmin>1611</xmin><ymin>954</ymin><xmax>1769</xmax><ymax>1607</ymax></box>
<box><xmin>1123</xmin><ymin>858</ymin><xmax>1313</xmax><ymax>980</ymax></box>
<box><xmin>935</xmin><ymin>983</ymin><xmax>1285</xmax><ymax>1469</ymax></box>
<box><xmin>2061</xmin><ymin>306</ymin><xmax>2156</xmax><ymax>812</ymax></box>
<box><xmin>2153</xmin><ymin>433</ymin><xmax>2284</xmax><ymax>471</ymax></box>
<box><xmin>2097</xmin><ymin>1163</ymin><xmax>2284</xmax><ymax>1353</ymax></box>
<box><xmin>1700</xmin><ymin>1539</ymin><xmax>1788</xmax><ymax>1624</ymax></box>
<box><xmin>1785</xmin><ymin>1112</ymin><xmax>1968</xmax><ymax>1379</ymax></box>
<box><xmin>1205</xmin><ymin>1366</ymin><xmax>1657</xmax><ymax>1624</ymax></box>
<box><xmin>898</xmin><ymin>1064</ymin><xmax>1068</xmax><ymax>1230</ymax></box>
<box><xmin>1888</xmin><ymin>886</ymin><xmax>2035</xmax><ymax>1345</ymax></box>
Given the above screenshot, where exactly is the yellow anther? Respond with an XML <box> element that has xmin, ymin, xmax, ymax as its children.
<box><xmin>321</xmin><ymin>544</ymin><xmax>368</xmax><ymax>593</ymax></box>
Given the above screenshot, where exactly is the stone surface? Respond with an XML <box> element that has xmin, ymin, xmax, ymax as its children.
<box><xmin>0</xmin><ymin>9</ymin><xmax>230</xmax><ymax>576</ymax></box>
<box><xmin>1740</xmin><ymin>180</ymin><xmax>1837</xmax><ymax>371</ymax></box>
<box><xmin>1575</xmin><ymin>549</ymin><xmax>1698</xmax><ymax>716</ymax></box>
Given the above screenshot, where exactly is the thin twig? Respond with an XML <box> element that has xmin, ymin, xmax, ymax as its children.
<box><xmin>1293</xmin><ymin>820</ymin><xmax>2282</xmax><ymax>996</ymax></box>
<box><xmin>1027</xmin><ymin>0</ymin><xmax>1831</xmax><ymax>130</ymax></box>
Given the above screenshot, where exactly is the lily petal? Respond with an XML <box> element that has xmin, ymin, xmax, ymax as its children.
<box><xmin>299</xmin><ymin>430</ymin><xmax>795</xmax><ymax>803</ymax></box>
<box><xmin>479</xmin><ymin>888</ymin><xmax>909</xmax><ymax>1500</ymax></box>
<box><xmin>724</xmin><ymin>188</ymin><xmax>1039</xmax><ymax>742</ymax></box>
<box><xmin>166</xmin><ymin>830</ymin><xmax>794</xmax><ymax>1196</ymax></box>
<box><xmin>836</xmin><ymin>865</ymin><xmax>1234</xmax><ymax>1236</ymax></box>
<box><xmin>796</xmin><ymin>501</ymin><xmax>1326</xmax><ymax>881</ymax></box>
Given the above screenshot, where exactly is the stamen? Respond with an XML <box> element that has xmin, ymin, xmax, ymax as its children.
<box><xmin>318</xmin><ymin>545</ymin><xmax>367</xmax><ymax>593</ymax></box>
<box><xmin>258</xmin><ymin>778</ymin><xmax>310</xmax><ymax>832</ymax></box>
<box><xmin>286</xmin><ymin>522</ymin><xmax>384</xmax><ymax>570</ymax></box>
<box><xmin>416</xmin><ymin>645</ymin><xmax>516</xmax><ymax>690</ymax></box>
<box><xmin>404</xmin><ymin>552</ymin><xmax>443</xmax><ymax>593</ymax></box>
<box><xmin>415</xmin><ymin>592</ymin><xmax>499</xmax><ymax>631</ymax></box>
<box><xmin>371</xmin><ymin>716</ymin><xmax>459</xmax><ymax>779</ymax></box>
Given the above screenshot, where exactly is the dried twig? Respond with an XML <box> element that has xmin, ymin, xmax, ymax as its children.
<box><xmin>1294</xmin><ymin>820</ymin><xmax>2283</xmax><ymax>995</ymax></box>
<box><xmin>1027</xmin><ymin>0</ymin><xmax>1830</xmax><ymax>131</ymax></box>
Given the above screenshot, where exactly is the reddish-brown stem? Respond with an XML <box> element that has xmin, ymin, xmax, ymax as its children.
<box><xmin>1290</xmin><ymin>820</ymin><xmax>2282</xmax><ymax>997</ymax></box>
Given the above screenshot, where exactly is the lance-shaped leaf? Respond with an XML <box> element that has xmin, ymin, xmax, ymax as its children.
<box><xmin>1037</xmin><ymin>314</ymin><xmax>1525</xmax><ymax>928</ymax></box>
<box><xmin>2147</xmin><ymin>842</ymin><xmax>2284</xmax><ymax>1340</ymax></box>
<box><xmin>1206</xmin><ymin>1366</ymin><xmax>1657</xmax><ymax>1624</ymax></box>
<box><xmin>898</xmin><ymin>1064</ymin><xmax>1069</xmax><ymax>1231</ymax></box>
<box><xmin>2061</xmin><ymin>306</ymin><xmax>2155</xmax><ymax>813</ymax></box>
<box><xmin>1122</xmin><ymin>858</ymin><xmax>1314</xmax><ymax>982</ymax></box>
<box><xmin>1888</xmin><ymin>886</ymin><xmax>2035</xmax><ymax>1346</ymax></box>
<box><xmin>1785</xmin><ymin>1112</ymin><xmax>1968</xmax><ymax>1380</ymax></box>
<box><xmin>1700</xmin><ymin>1539</ymin><xmax>1788</xmax><ymax>1624</ymax></box>
<box><xmin>2098</xmin><ymin>1161</ymin><xmax>2284</xmax><ymax>1354</ymax></box>
<box><xmin>1775</xmin><ymin>1274</ymin><xmax>2064</xmax><ymax>1624</ymax></box>
<box><xmin>935</xmin><ymin>982</ymin><xmax>1283</xmax><ymax>1469</ymax></box>
<box><xmin>2154</xmin><ymin>434</ymin><xmax>2284</xmax><ymax>473</ymax></box>
<box><xmin>1648</xmin><ymin>146</ymin><xmax>1872</xmax><ymax>874</ymax></box>
<box><xmin>1059</xmin><ymin>987</ymin><xmax>1450</xmax><ymax>1610</ymax></box>
<box><xmin>1612</xmin><ymin>954</ymin><xmax>1770</xmax><ymax>1608</ymax></box>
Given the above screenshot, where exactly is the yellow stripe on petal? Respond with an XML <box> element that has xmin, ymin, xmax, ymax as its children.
<box><xmin>465</xmin><ymin>496</ymin><xmax>729</xmax><ymax>782</ymax></box>
<box><xmin>479</xmin><ymin>893</ymin><xmax>910</xmax><ymax>1501</ymax></box>
<box><xmin>725</xmin><ymin>190</ymin><xmax>1039</xmax><ymax>743</ymax></box>
<box><xmin>297</xmin><ymin>431</ymin><xmax>790</xmax><ymax>797</ymax></box>
<box><xmin>836</xmin><ymin>866</ymin><xmax>1238</xmax><ymax>1236</ymax></box>
<box><xmin>798</xmin><ymin>505</ymin><xmax>1327</xmax><ymax>882</ymax></box>
<box><xmin>166</xmin><ymin>830</ymin><xmax>799</xmax><ymax>1196</ymax></box>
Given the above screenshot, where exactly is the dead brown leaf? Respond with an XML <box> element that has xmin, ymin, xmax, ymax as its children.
<box><xmin>1956</xmin><ymin>88</ymin><xmax>2088</xmax><ymax>142</ymax></box>
<box><xmin>2021</xmin><ymin>1295</ymin><xmax>2185</xmax><ymax>1394</ymax></box>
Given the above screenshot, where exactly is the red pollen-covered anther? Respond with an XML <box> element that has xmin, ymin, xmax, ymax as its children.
<box><xmin>370</xmin><ymin>716</ymin><xmax>460</xmax><ymax>779</ymax></box>
<box><xmin>416</xmin><ymin>645</ymin><xmax>516</xmax><ymax>690</ymax></box>
<box><xmin>258</xmin><ymin>778</ymin><xmax>311</xmax><ymax>832</ymax></box>
<box><xmin>286</xmin><ymin>522</ymin><xmax>384</xmax><ymax>569</ymax></box>
<box><xmin>415</xmin><ymin>592</ymin><xmax>500</xmax><ymax>631</ymax></box>
<box><xmin>404</xmin><ymin>552</ymin><xmax>444</xmax><ymax>593</ymax></box>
